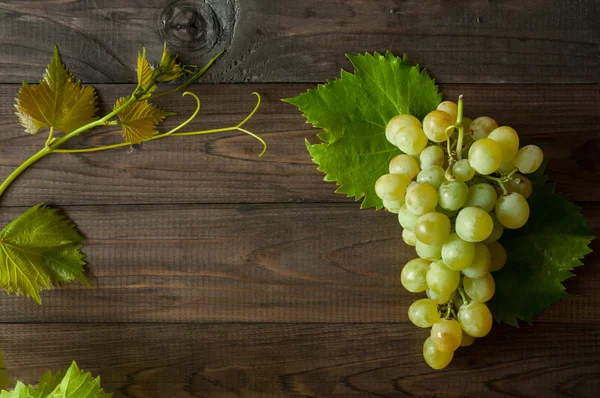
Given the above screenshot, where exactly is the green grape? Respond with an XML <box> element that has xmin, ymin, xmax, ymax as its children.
<box><xmin>396</xmin><ymin>126</ymin><xmax>428</xmax><ymax>155</ymax></box>
<box><xmin>487</xmin><ymin>242</ymin><xmax>507</xmax><ymax>272</ymax></box>
<box><xmin>497</xmin><ymin>161</ymin><xmax>516</xmax><ymax>174</ymax></box>
<box><xmin>402</xmin><ymin>228</ymin><xmax>417</xmax><ymax>246</ymax></box>
<box><xmin>483</xmin><ymin>213</ymin><xmax>504</xmax><ymax>243</ymax></box>
<box><xmin>464</xmin><ymin>183</ymin><xmax>497</xmax><ymax>212</ymax></box>
<box><xmin>417</xmin><ymin>165</ymin><xmax>446</xmax><ymax>189</ymax></box>
<box><xmin>400</xmin><ymin>258</ymin><xmax>431</xmax><ymax>293</ymax></box>
<box><xmin>488</xmin><ymin>126</ymin><xmax>519</xmax><ymax>162</ymax></box>
<box><xmin>455</xmin><ymin>207</ymin><xmax>493</xmax><ymax>242</ymax></box>
<box><xmin>513</xmin><ymin>145</ymin><xmax>543</xmax><ymax>174</ymax></box>
<box><xmin>427</xmin><ymin>289</ymin><xmax>451</xmax><ymax>304</ymax></box>
<box><xmin>441</xmin><ymin>233</ymin><xmax>475</xmax><ymax>271</ymax></box>
<box><xmin>385</xmin><ymin>114</ymin><xmax>421</xmax><ymax>146</ymax></box>
<box><xmin>416</xmin><ymin>240</ymin><xmax>443</xmax><ymax>261</ymax></box>
<box><xmin>469</xmin><ymin>116</ymin><xmax>498</xmax><ymax>140</ymax></box>
<box><xmin>438</xmin><ymin>181</ymin><xmax>469</xmax><ymax>211</ymax></box>
<box><xmin>383</xmin><ymin>197</ymin><xmax>404</xmax><ymax>214</ymax></box>
<box><xmin>415</xmin><ymin>212</ymin><xmax>451</xmax><ymax>245</ymax></box>
<box><xmin>459</xmin><ymin>331</ymin><xmax>476</xmax><ymax>347</ymax></box>
<box><xmin>437</xmin><ymin>101</ymin><xmax>458</xmax><ymax>121</ymax></box>
<box><xmin>452</xmin><ymin>159</ymin><xmax>475</xmax><ymax>182</ymax></box>
<box><xmin>389</xmin><ymin>154</ymin><xmax>421</xmax><ymax>179</ymax></box>
<box><xmin>423</xmin><ymin>110</ymin><xmax>454</xmax><ymax>142</ymax></box>
<box><xmin>423</xmin><ymin>337</ymin><xmax>454</xmax><ymax>370</ymax></box>
<box><xmin>405</xmin><ymin>183</ymin><xmax>438</xmax><ymax>215</ymax></box>
<box><xmin>496</xmin><ymin>192</ymin><xmax>530</xmax><ymax>229</ymax></box>
<box><xmin>506</xmin><ymin>174</ymin><xmax>532</xmax><ymax>199</ymax></box>
<box><xmin>461</xmin><ymin>243</ymin><xmax>491</xmax><ymax>278</ymax></box>
<box><xmin>458</xmin><ymin>301</ymin><xmax>493</xmax><ymax>338</ymax></box>
<box><xmin>430</xmin><ymin>318</ymin><xmax>462</xmax><ymax>352</ymax></box>
<box><xmin>468</xmin><ymin>138</ymin><xmax>502</xmax><ymax>175</ymax></box>
<box><xmin>408</xmin><ymin>298</ymin><xmax>441</xmax><ymax>328</ymax></box>
<box><xmin>420</xmin><ymin>145</ymin><xmax>445</xmax><ymax>168</ymax></box>
<box><xmin>462</xmin><ymin>117</ymin><xmax>473</xmax><ymax>137</ymax></box>
<box><xmin>463</xmin><ymin>273</ymin><xmax>495</xmax><ymax>302</ymax></box>
<box><xmin>375</xmin><ymin>174</ymin><xmax>411</xmax><ymax>201</ymax></box>
<box><xmin>398</xmin><ymin>205</ymin><xmax>420</xmax><ymax>231</ymax></box>
<box><xmin>426</xmin><ymin>259</ymin><xmax>460</xmax><ymax>296</ymax></box>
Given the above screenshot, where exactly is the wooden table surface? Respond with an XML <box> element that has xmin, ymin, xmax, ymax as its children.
<box><xmin>0</xmin><ymin>1</ymin><xmax>599</xmax><ymax>397</ymax></box>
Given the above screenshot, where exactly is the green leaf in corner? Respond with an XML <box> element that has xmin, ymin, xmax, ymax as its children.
<box><xmin>489</xmin><ymin>164</ymin><xmax>594</xmax><ymax>325</ymax></box>
<box><xmin>14</xmin><ymin>47</ymin><xmax>97</xmax><ymax>135</ymax></box>
<box><xmin>0</xmin><ymin>204</ymin><xmax>91</xmax><ymax>304</ymax></box>
<box><xmin>0</xmin><ymin>361</ymin><xmax>111</xmax><ymax>398</ymax></box>
<box><xmin>285</xmin><ymin>52</ymin><xmax>441</xmax><ymax>209</ymax></box>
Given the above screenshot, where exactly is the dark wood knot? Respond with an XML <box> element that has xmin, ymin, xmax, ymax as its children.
<box><xmin>159</xmin><ymin>0</ymin><xmax>231</xmax><ymax>54</ymax></box>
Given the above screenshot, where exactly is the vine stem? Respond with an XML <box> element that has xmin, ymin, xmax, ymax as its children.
<box><xmin>455</xmin><ymin>95</ymin><xmax>464</xmax><ymax>160</ymax></box>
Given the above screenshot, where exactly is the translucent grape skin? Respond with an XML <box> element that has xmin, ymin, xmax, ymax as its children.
<box><xmin>422</xmin><ymin>110</ymin><xmax>454</xmax><ymax>142</ymax></box>
<box><xmin>460</xmin><ymin>331</ymin><xmax>476</xmax><ymax>347</ymax></box>
<box><xmin>383</xmin><ymin>197</ymin><xmax>404</xmax><ymax>213</ymax></box>
<box><xmin>505</xmin><ymin>174</ymin><xmax>532</xmax><ymax>199</ymax></box>
<box><xmin>405</xmin><ymin>182</ymin><xmax>438</xmax><ymax>215</ymax></box>
<box><xmin>398</xmin><ymin>205</ymin><xmax>420</xmax><ymax>231</ymax></box>
<box><xmin>469</xmin><ymin>116</ymin><xmax>498</xmax><ymax>140</ymax></box>
<box><xmin>463</xmin><ymin>273</ymin><xmax>496</xmax><ymax>303</ymax></box>
<box><xmin>408</xmin><ymin>298</ymin><xmax>441</xmax><ymax>328</ymax></box>
<box><xmin>420</xmin><ymin>146</ymin><xmax>445</xmax><ymax>168</ymax></box>
<box><xmin>468</xmin><ymin>138</ymin><xmax>503</xmax><ymax>175</ymax></box>
<box><xmin>461</xmin><ymin>243</ymin><xmax>491</xmax><ymax>278</ymax></box>
<box><xmin>400</xmin><ymin>258</ymin><xmax>431</xmax><ymax>293</ymax></box>
<box><xmin>385</xmin><ymin>114</ymin><xmax>422</xmax><ymax>147</ymax></box>
<box><xmin>415</xmin><ymin>212</ymin><xmax>451</xmax><ymax>245</ymax></box>
<box><xmin>464</xmin><ymin>183</ymin><xmax>497</xmax><ymax>212</ymax></box>
<box><xmin>487</xmin><ymin>242</ymin><xmax>507</xmax><ymax>272</ymax></box>
<box><xmin>437</xmin><ymin>101</ymin><xmax>458</xmax><ymax>121</ymax></box>
<box><xmin>402</xmin><ymin>228</ymin><xmax>417</xmax><ymax>246</ymax></box>
<box><xmin>416</xmin><ymin>240</ymin><xmax>443</xmax><ymax>261</ymax></box>
<box><xmin>375</xmin><ymin>174</ymin><xmax>411</xmax><ymax>201</ymax></box>
<box><xmin>488</xmin><ymin>126</ymin><xmax>519</xmax><ymax>162</ymax></box>
<box><xmin>427</xmin><ymin>259</ymin><xmax>460</xmax><ymax>296</ymax></box>
<box><xmin>513</xmin><ymin>145</ymin><xmax>543</xmax><ymax>174</ymax></box>
<box><xmin>496</xmin><ymin>192</ymin><xmax>530</xmax><ymax>229</ymax></box>
<box><xmin>417</xmin><ymin>165</ymin><xmax>446</xmax><ymax>189</ymax></box>
<box><xmin>423</xmin><ymin>337</ymin><xmax>454</xmax><ymax>370</ymax></box>
<box><xmin>455</xmin><ymin>207</ymin><xmax>494</xmax><ymax>242</ymax></box>
<box><xmin>483</xmin><ymin>213</ymin><xmax>504</xmax><ymax>243</ymax></box>
<box><xmin>427</xmin><ymin>289</ymin><xmax>451</xmax><ymax>304</ymax></box>
<box><xmin>438</xmin><ymin>181</ymin><xmax>469</xmax><ymax>211</ymax></box>
<box><xmin>452</xmin><ymin>159</ymin><xmax>475</xmax><ymax>182</ymax></box>
<box><xmin>458</xmin><ymin>302</ymin><xmax>493</xmax><ymax>338</ymax></box>
<box><xmin>389</xmin><ymin>154</ymin><xmax>421</xmax><ymax>179</ymax></box>
<box><xmin>430</xmin><ymin>318</ymin><xmax>463</xmax><ymax>352</ymax></box>
<box><xmin>441</xmin><ymin>233</ymin><xmax>475</xmax><ymax>271</ymax></box>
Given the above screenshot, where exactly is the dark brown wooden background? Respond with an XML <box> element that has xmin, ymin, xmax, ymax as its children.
<box><xmin>0</xmin><ymin>1</ymin><xmax>598</xmax><ymax>397</ymax></box>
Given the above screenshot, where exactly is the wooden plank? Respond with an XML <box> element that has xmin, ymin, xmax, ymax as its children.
<box><xmin>0</xmin><ymin>84</ymin><xmax>598</xmax><ymax>206</ymax></box>
<box><xmin>0</xmin><ymin>0</ymin><xmax>598</xmax><ymax>84</ymax></box>
<box><xmin>0</xmin><ymin>203</ymin><xmax>597</xmax><ymax>323</ymax></box>
<box><xmin>1</xmin><ymin>322</ymin><xmax>598</xmax><ymax>397</ymax></box>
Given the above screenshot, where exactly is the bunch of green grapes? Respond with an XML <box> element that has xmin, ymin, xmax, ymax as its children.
<box><xmin>376</xmin><ymin>97</ymin><xmax>543</xmax><ymax>369</ymax></box>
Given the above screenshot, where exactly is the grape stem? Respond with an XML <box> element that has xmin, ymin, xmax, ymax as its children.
<box><xmin>457</xmin><ymin>284</ymin><xmax>470</xmax><ymax>305</ymax></box>
<box><xmin>443</xmin><ymin>95</ymin><xmax>465</xmax><ymax>181</ymax></box>
<box><xmin>455</xmin><ymin>95</ymin><xmax>464</xmax><ymax>160</ymax></box>
<box><xmin>482</xmin><ymin>167</ymin><xmax>520</xmax><ymax>195</ymax></box>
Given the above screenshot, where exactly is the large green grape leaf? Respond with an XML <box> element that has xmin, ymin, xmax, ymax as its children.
<box><xmin>489</xmin><ymin>164</ymin><xmax>594</xmax><ymax>325</ymax></box>
<box><xmin>284</xmin><ymin>52</ymin><xmax>441</xmax><ymax>209</ymax></box>
<box><xmin>0</xmin><ymin>204</ymin><xmax>91</xmax><ymax>304</ymax></box>
<box><xmin>0</xmin><ymin>361</ymin><xmax>111</xmax><ymax>398</ymax></box>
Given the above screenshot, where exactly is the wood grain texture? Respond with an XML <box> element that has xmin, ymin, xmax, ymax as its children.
<box><xmin>0</xmin><ymin>0</ymin><xmax>598</xmax><ymax>84</ymax></box>
<box><xmin>0</xmin><ymin>84</ymin><xmax>598</xmax><ymax>206</ymax></box>
<box><xmin>1</xmin><ymin>322</ymin><xmax>598</xmax><ymax>397</ymax></box>
<box><xmin>0</xmin><ymin>203</ymin><xmax>597</xmax><ymax>323</ymax></box>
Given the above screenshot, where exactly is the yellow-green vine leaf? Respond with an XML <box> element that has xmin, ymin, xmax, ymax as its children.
<box><xmin>14</xmin><ymin>47</ymin><xmax>97</xmax><ymax>134</ymax></box>
<box><xmin>0</xmin><ymin>361</ymin><xmax>111</xmax><ymax>397</ymax></box>
<box><xmin>137</xmin><ymin>47</ymin><xmax>155</xmax><ymax>93</ymax></box>
<box><xmin>0</xmin><ymin>204</ymin><xmax>91</xmax><ymax>304</ymax></box>
<box><xmin>157</xmin><ymin>43</ymin><xmax>185</xmax><ymax>82</ymax></box>
<box><xmin>284</xmin><ymin>52</ymin><xmax>441</xmax><ymax>209</ymax></box>
<box><xmin>114</xmin><ymin>98</ymin><xmax>172</xmax><ymax>144</ymax></box>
